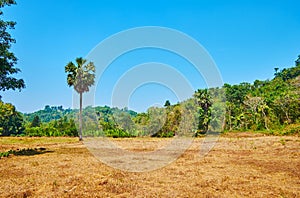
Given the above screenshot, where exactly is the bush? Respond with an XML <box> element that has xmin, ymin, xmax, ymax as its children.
<box><xmin>25</xmin><ymin>127</ymin><xmax>43</xmax><ymax>137</ymax></box>
<box><xmin>151</xmin><ymin>131</ymin><xmax>174</xmax><ymax>138</ymax></box>
<box><xmin>24</xmin><ymin>116</ymin><xmax>78</xmax><ymax>137</ymax></box>
<box><xmin>282</xmin><ymin>124</ymin><xmax>300</xmax><ymax>135</ymax></box>
<box><xmin>25</xmin><ymin>126</ymin><xmax>61</xmax><ymax>137</ymax></box>
<box><xmin>104</xmin><ymin>129</ymin><xmax>133</xmax><ymax>138</ymax></box>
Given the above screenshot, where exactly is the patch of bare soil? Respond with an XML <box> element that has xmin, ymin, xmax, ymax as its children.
<box><xmin>0</xmin><ymin>135</ymin><xmax>299</xmax><ymax>197</ymax></box>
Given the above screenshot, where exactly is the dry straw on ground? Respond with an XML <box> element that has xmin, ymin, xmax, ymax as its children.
<box><xmin>0</xmin><ymin>134</ymin><xmax>299</xmax><ymax>197</ymax></box>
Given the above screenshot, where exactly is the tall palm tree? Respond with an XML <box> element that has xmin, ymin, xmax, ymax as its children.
<box><xmin>65</xmin><ymin>57</ymin><xmax>95</xmax><ymax>141</ymax></box>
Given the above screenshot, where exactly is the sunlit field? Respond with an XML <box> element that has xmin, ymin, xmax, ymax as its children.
<box><xmin>0</xmin><ymin>133</ymin><xmax>299</xmax><ymax>197</ymax></box>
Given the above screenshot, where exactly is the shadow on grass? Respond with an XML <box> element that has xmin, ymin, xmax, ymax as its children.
<box><xmin>0</xmin><ymin>148</ymin><xmax>54</xmax><ymax>158</ymax></box>
<box><xmin>12</xmin><ymin>148</ymin><xmax>54</xmax><ymax>156</ymax></box>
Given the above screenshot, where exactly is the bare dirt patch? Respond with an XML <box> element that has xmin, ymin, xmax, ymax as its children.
<box><xmin>0</xmin><ymin>134</ymin><xmax>299</xmax><ymax>197</ymax></box>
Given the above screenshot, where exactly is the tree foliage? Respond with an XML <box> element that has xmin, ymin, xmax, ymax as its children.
<box><xmin>0</xmin><ymin>0</ymin><xmax>25</xmax><ymax>96</ymax></box>
<box><xmin>0</xmin><ymin>101</ymin><xmax>24</xmax><ymax>136</ymax></box>
<box><xmin>6</xmin><ymin>55</ymin><xmax>300</xmax><ymax>137</ymax></box>
<box><xmin>223</xmin><ymin>55</ymin><xmax>300</xmax><ymax>133</ymax></box>
<box><xmin>65</xmin><ymin>57</ymin><xmax>95</xmax><ymax>94</ymax></box>
<box><xmin>25</xmin><ymin>116</ymin><xmax>77</xmax><ymax>137</ymax></box>
<box><xmin>30</xmin><ymin>115</ymin><xmax>41</xmax><ymax>127</ymax></box>
<box><xmin>194</xmin><ymin>89</ymin><xmax>212</xmax><ymax>133</ymax></box>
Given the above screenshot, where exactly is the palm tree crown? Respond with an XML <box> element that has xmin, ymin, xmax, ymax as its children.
<box><xmin>65</xmin><ymin>57</ymin><xmax>95</xmax><ymax>94</ymax></box>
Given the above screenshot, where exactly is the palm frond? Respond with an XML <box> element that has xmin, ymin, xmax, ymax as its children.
<box><xmin>75</xmin><ymin>57</ymin><xmax>87</xmax><ymax>68</ymax></box>
<box><xmin>65</xmin><ymin>62</ymin><xmax>76</xmax><ymax>73</ymax></box>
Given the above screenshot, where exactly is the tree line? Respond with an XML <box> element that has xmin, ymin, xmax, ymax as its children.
<box><xmin>1</xmin><ymin>56</ymin><xmax>299</xmax><ymax>137</ymax></box>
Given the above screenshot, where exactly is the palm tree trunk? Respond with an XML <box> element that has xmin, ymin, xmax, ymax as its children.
<box><xmin>79</xmin><ymin>92</ymin><xmax>83</xmax><ymax>141</ymax></box>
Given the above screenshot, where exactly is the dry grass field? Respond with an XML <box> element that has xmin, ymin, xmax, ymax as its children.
<box><xmin>0</xmin><ymin>133</ymin><xmax>299</xmax><ymax>197</ymax></box>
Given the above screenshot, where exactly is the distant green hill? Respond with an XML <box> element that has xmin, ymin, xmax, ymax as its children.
<box><xmin>23</xmin><ymin>105</ymin><xmax>138</xmax><ymax>123</ymax></box>
<box><xmin>23</xmin><ymin>105</ymin><xmax>75</xmax><ymax>123</ymax></box>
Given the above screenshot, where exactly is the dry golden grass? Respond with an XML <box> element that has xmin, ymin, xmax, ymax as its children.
<box><xmin>0</xmin><ymin>134</ymin><xmax>299</xmax><ymax>197</ymax></box>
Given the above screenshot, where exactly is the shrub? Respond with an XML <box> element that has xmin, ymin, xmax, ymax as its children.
<box><xmin>25</xmin><ymin>127</ymin><xmax>43</xmax><ymax>137</ymax></box>
<box><xmin>104</xmin><ymin>129</ymin><xmax>133</xmax><ymax>138</ymax></box>
<box><xmin>151</xmin><ymin>131</ymin><xmax>174</xmax><ymax>138</ymax></box>
<box><xmin>282</xmin><ymin>124</ymin><xmax>300</xmax><ymax>135</ymax></box>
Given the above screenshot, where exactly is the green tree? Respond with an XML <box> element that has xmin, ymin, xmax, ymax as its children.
<box><xmin>194</xmin><ymin>89</ymin><xmax>212</xmax><ymax>133</ymax></box>
<box><xmin>273</xmin><ymin>90</ymin><xmax>299</xmax><ymax>124</ymax></box>
<box><xmin>164</xmin><ymin>100</ymin><xmax>171</xmax><ymax>107</ymax></box>
<box><xmin>178</xmin><ymin>99</ymin><xmax>197</xmax><ymax>136</ymax></box>
<box><xmin>274</xmin><ymin>56</ymin><xmax>300</xmax><ymax>81</ymax></box>
<box><xmin>243</xmin><ymin>96</ymin><xmax>269</xmax><ymax>130</ymax></box>
<box><xmin>296</xmin><ymin>55</ymin><xmax>300</xmax><ymax>66</ymax></box>
<box><xmin>132</xmin><ymin>112</ymin><xmax>149</xmax><ymax>136</ymax></box>
<box><xmin>65</xmin><ymin>57</ymin><xmax>95</xmax><ymax>140</ymax></box>
<box><xmin>274</xmin><ymin>67</ymin><xmax>279</xmax><ymax>77</ymax></box>
<box><xmin>114</xmin><ymin>111</ymin><xmax>135</xmax><ymax>132</ymax></box>
<box><xmin>161</xmin><ymin>104</ymin><xmax>181</xmax><ymax>136</ymax></box>
<box><xmin>224</xmin><ymin>83</ymin><xmax>252</xmax><ymax>105</ymax></box>
<box><xmin>0</xmin><ymin>101</ymin><xmax>24</xmax><ymax>136</ymax></box>
<box><xmin>30</xmin><ymin>115</ymin><xmax>41</xmax><ymax>127</ymax></box>
<box><xmin>147</xmin><ymin>106</ymin><xmax>166</xmax><ymax>137</ymax></box>
<box><xmin>0</xmin><ymin>0</ymin><xmax>25</xmax><ymax>97</ymax></box>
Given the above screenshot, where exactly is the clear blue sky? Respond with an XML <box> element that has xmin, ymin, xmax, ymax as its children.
<box><xmin>1</xmin><ymin>0</ymin><xmax>300</xmax><ymax>113</ymax></box>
